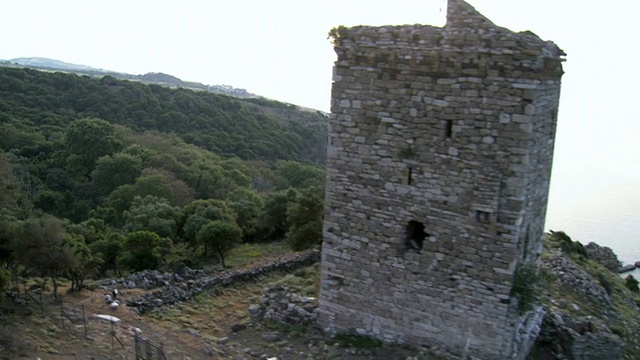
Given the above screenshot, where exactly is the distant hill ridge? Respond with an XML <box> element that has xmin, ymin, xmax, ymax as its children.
<box><xmin>1</xmin><ymin>57</ymin><xmax>254</xmax><ymax>98</ymax></box>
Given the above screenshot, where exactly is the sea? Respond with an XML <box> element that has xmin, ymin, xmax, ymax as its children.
<box><xmin>546</xmin><ymin>171</ymin><xmax>640</xmax><ymax>279</ymax></box>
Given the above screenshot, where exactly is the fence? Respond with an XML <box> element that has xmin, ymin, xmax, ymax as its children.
<box><xmin>134</xmin><ymin>333</ymin><xmax>167</xmax><ymax>360</ymax></box>
<box><xmin>60</xmin><ymin>300</ymin><xmax>88</xmax><ymax>338</ymax></box>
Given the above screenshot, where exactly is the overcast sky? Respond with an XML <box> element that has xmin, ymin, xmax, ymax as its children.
<box><xmin>2</xmin><ymin>0</ymin><xmax>639</xmax><ymax>257</ymax></box>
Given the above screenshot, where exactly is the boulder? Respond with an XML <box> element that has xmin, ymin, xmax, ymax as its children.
<box><xmin>618</xmin><ymin>264</ymin><xmax>636</xmax><ymax>274</ymax></box>
<box><xmin>584</xmin><ymin>242</ymin><xmax>622</xmax><ymax>271</ymax></box>
<box><xmin>536</xmin><ymin>310</ymin><xmax>625</xmax><ymax>360</ymax></box>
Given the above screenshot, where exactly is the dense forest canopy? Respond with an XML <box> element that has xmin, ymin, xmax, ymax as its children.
<box><xmin>0</xmin><ymin>67</ymin><xmax>328</xmax><ymax>293</ymax></box>
<box><xmin>0</xmin><ymin>67</ymin><xmax>328</xmax><ymax>163</ymax></box>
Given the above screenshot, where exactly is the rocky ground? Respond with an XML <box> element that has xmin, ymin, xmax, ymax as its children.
<box><xmin>0</xmin><ymin>254</ymin><xmax>433</xmax><ymax>360</ymax></box>
<box><xmin>2</xmin><ymin>236</ymin><xmax>640</xmax><ymax>359</ymax></box>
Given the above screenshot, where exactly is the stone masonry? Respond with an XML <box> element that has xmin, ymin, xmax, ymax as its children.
<box><xmin>317</xmin><ymin>1</ymin><xmax>565</xmax><ymax>359</ymax></box>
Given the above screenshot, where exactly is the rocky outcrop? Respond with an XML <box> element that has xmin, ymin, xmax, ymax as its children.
<box><xmin>536</xmin><ymin>311</ymin><xmax>625</xmax><ymax>360</ymax></box>
<box><xmin>541</xmin><ymin>251</ymin><xmax>611</xmax><ymax>308</ymax></box>
<box><xmin>248</xmin><ymin>285</ymin><xmax>318</xmax><ymax>326</ymax></box>
<box><xmin>584</xmin><ymin>242</ymin><xmax>622</xmax><ymax>271</ymax></box>
<box><xmin>618</xmin><ymin>264</ymin><xmax>637</xmax><ymax>273</ymax></box>
<box><xmin>123</xmin><ymin>250</ymin><xmax>320</xmax><ymax>314</ymax></box>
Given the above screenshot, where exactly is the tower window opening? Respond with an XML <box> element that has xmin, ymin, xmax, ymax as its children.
<box><xmin>405</xmin><ymin>220</ymin><xmax>428</xmax><ymax>252</ymax></box>
<box><xmin>407</xmin><ymin>167</ymin><xmax>413</xmax><ymax>185</ymax></box>
<box><xmin>444</xmin><ymin>120</ymin><xmax>453</xmax><ymax>138</ymax></box>
<box><xmin>476</xmin><ymin>210</ymin><xmax>491</xmax><ymax>223</ymax></box>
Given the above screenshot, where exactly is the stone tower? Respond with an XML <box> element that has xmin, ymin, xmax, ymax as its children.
<box><xmin>317</xmin><ymin>0</ymin><xmax>565</xmax><ymax>359</ymax></box>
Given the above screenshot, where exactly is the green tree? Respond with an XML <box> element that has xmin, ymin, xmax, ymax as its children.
<box><xmin>273</xmin><ymin>160</ymin><xmax>325</xmax><ymax>190</ymax></box>
<box><xmin>91</xmin><ymin>152</ymin><xmax>142</xmax><ymax>195</ymax></box>
<box><xmin>118</xmin><ymin>230</ymin><xmax>171</xmax><ymax>272</ymax></box>
<box><xmin>226</xmin><ymin>187</ymin><xmax>264</xmax><ymax>241</ymax></box>
<box><xmin>88</xmin><ymin>206</ymin><xmax>119</xmax><ymax>227</ymax></box>
<box><xmin>181</xmin><ymin>201</ymin><xmax>236</xmax><ymax>252</ymax></box>
<box><xmin>0</xmin><ymin>153</ymin><xmax>19</xmax><ymax>211</ymax></box>
<box><xmin>13</xmin><ymin>216</ymin><xmax>75</xmax><ymax>300</ymax></box>
<box><xmin>185</xmin><ymin>162</ymin><xmax>238</xmax><ymax>200</ymax></box>
<box><xmin>71</xmin><ymin>217</ymin><xmax>109</xmax><ymax>244</ymax></box>
<box><xmin>226</xmin><ymin>187</ymin><xmax>264</xmax><ymax>242</ymax></box>
<box><xmin>196</xmin><ymin>220</ymin><xmax>242</xmax><ymax>267</ymax></box>
<box><xmin>285</xmin><ymin>186</ymin><xmax>324</xmax><ymax>251</ymax></box>
<box><xmin>0</xmin><ymin>212</ymin><xmax>17</xmax><ymax>265</ymax></box>
<box><xmin>64</xmin><ymin>234</ymin><xmax>98</xmax><ymax>292</ymax></box>
<box><xmin>0</xmin><ymin>123</ymin><xmax>45</xmax><ymax>152</ymax></box>
<box><xmin>246</xmin><ymin>162</ymin><xmax>276</xmax><ymax>191</ymax></box>
<box><xmin>139</xmin><ymin>168</ymin><xmax>195</xmax><ymax>207</ymax></box>
<box><xmin>64</xmin><ymin>118</ymin><xmax>125</xmax><ymax>175</ymax></box>
<box><xmin>106</xmin><ymin>174</ymin><xmax>174</xmax><ymax>214</ymax></box>
<box><xmin>262</xmin><ymin>189</ymin><xmax>299</xmax><ymax>240</ymax></box>
<box><xmin>178</xmin><ymin>199</ymin><xmax>236</xmax><ymax>238</ymax></box>
<box><xmin>89</xmin><ymin>232</ymin><xmax>124</xmax><ymax>276</ymax></box>
<box><xmin>123</xmin><ymin>195</ymin><xmax>180</xmax><ymax>238</ymax></box>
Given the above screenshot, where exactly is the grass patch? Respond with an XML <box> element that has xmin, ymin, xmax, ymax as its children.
<box><xmin>225</xmin><ymin>241</ymin><xmax>292</xmax><ymax>268</ymax></box>
<box><xmin>270</xmin><ymin>263</ymin><xmax>320</xmax><ymax>297</ymax></box>
<box><xmin>334</xmin><ymin>333</ymin><xmax>383</xmax><ymax>349</ymax></box>
<box><xmin>264</xmin><ymin>319</ymin><xmax>314</xmax><ymax>335</ymax></box>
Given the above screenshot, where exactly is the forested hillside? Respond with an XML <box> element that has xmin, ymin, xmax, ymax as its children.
<box><xmin>0</xmin><ymin>67</ymin><xmax>327</xmax><ymax>295</ymax></box>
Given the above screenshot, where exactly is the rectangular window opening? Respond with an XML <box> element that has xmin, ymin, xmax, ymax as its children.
<box><xmin>444</xmin><ymin>120</ymin><xmax>453</xmax><ymax>138</ymax></box>
<box><xmin>476</xmin><ymin>210</ymin><xmax>491</xmax><ymax>223</ymax></box>
<box><xmin>405</xmin><ymin>220</ymin><xmax>427</xmax><ymax>252</ymax></box>
<box><xmin>407</xmin><ymin>167</ymin><xmax>413</xmax><ymax>185</ymax></box>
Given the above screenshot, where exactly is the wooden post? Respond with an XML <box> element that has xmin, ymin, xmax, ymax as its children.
<box><xmin>39</xmin><ymin>289</ymin><xmax>43</xmax><ymax>315</ymax></box>
<box><xmin>111</xmin><ymin>320</ymin><xmax>114</xmax><ymax>351</ymax></box>
<box><xmin>82</xmin><ymin>304</ymin><xmax>87</xmax><ymax>338</ymax></box>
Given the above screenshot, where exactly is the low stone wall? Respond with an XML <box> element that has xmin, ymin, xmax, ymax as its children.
<box><xmin>123</xmin><ymin>250</ymin><xmax>320</xmax><ymax>314</ymax></box>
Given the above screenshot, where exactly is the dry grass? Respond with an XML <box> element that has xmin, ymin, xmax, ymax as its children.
<box><xmin>1</xmin><ymin>241</ymin><xmax>320</xmax><ymax>359</ymax></box>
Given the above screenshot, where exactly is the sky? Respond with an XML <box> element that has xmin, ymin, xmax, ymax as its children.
<box><xmin>1</xmin><ymin>0</ymin><xmax>639</xmax><ymax>260</ymax></box>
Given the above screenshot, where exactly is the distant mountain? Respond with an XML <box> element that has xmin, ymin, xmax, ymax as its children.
<box><xmin>9</xmin><ymin>57</ymin><xmax>100</xmax><ymax>72</ymax></box>
<box><xmin>2</xmin><ymin>57</ymin><xmax>254</xmax><ymax>99</ymax></box>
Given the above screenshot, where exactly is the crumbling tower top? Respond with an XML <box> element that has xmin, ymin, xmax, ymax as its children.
<box><xmin>446</xmin><ymin>0</ymin><xmax>495</xmax><ymax>28</ymax></box>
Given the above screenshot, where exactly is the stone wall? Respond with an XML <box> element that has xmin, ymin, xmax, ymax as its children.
<box><xmin>318</xmin><ymin>0</ymin><xmax>565</xmax><ymax>359</ymax></box>
<box><xmin>124</xmin><ymin>250</ymin><xmax>320</xmax><ymax>314</ymax></box>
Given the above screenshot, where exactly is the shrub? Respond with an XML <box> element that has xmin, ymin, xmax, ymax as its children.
<box><xmin>511</xmin><ymin>265</ymin><xmax>540</xmax><ymax>314</ymax></box>
<box><xmin>625</xmin><ymin>275</ymin><xmax>639</xmax><ymax>293</ymax></box>
<box><xmin>548</xmin><ymin>231</ymin><xmax>588</xmax><ymax>259</ymax></box>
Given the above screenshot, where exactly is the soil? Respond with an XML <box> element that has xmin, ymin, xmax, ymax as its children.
<box><xmin>1</xmin><ymin>270</ymin><xmax>431</xmax><ymax>360</ymax></box>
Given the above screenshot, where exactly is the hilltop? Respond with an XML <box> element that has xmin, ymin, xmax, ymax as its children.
<box><xmin>1</xmin><ymin>57</ymin><xmax>255</xmax><ymax>98</ymax></box>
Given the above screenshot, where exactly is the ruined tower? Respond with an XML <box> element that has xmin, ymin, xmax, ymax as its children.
<box><xmin>317</xmin><ymin>0</ymin><xmax>565</xmax><ymax>358</ymax></box>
